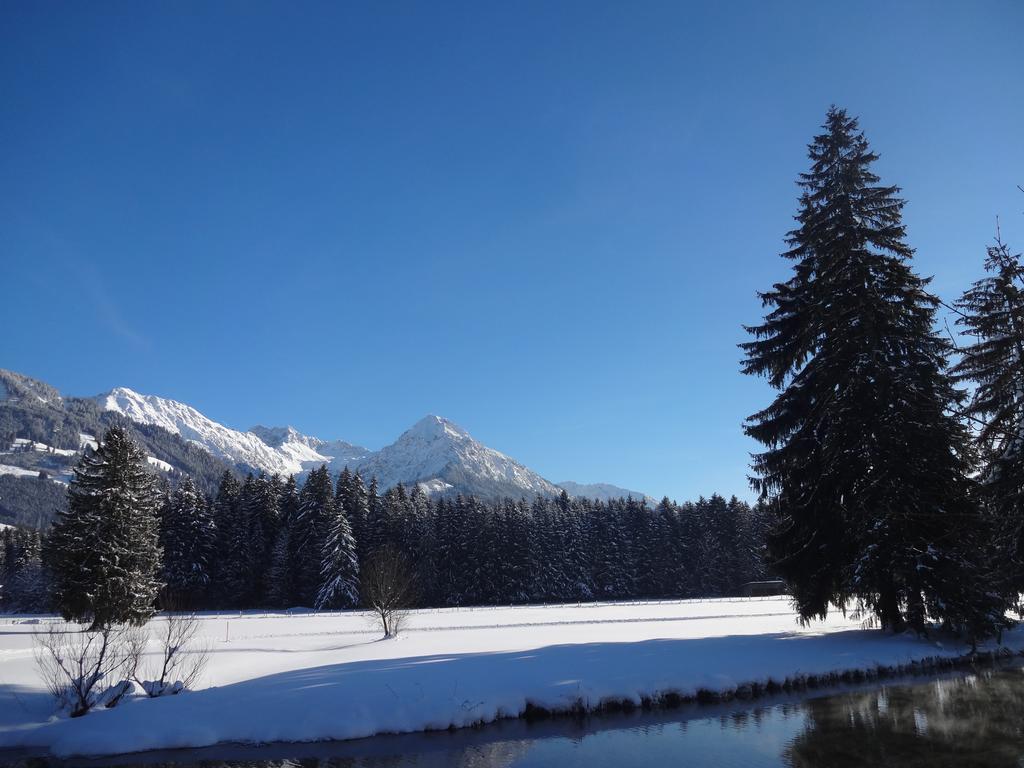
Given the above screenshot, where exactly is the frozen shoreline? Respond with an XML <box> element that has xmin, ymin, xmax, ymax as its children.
<box><xmin>1</xmin><ymin>597</ymin><xmax>1019</xmax><ymax>758</ymax></box>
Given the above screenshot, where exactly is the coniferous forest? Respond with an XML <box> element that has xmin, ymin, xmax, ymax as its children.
<box><xmin>1</xmin><ymin>435</ymin><xmax>772</xmax><ymax>615</ymax></box>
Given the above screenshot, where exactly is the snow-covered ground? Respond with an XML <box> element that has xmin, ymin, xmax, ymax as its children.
<box><xmin>0</xmin><ymin>463</ymin><xmax>41</xmax><ymax>479</ymax></box>
<box><xmin>0</xmin><ymin>597</ymin><xmax>1019</xmax><ymax>758</ymax></box>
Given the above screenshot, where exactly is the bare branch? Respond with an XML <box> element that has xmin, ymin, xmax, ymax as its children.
<box><xmin>33</xmin><ymin>623</ymin><xmax>146</xmax><ymax>717</ymax></box>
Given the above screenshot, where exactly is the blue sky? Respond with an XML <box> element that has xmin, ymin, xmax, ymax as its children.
<box><xmin>2</xmin><ymin>1</ymin><xmax>1022</xmax><ymax>501</ymax></box>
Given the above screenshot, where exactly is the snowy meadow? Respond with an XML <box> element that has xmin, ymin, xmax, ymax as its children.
<box><xmin>2</xmin><ymin>597</ymin><xmax>1019</xmax><ymax>758</ymax></box>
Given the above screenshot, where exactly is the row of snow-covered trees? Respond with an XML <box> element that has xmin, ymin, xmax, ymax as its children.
<box><xmin>742</xmin><ymin>106</ymin><xmax>1024</xmax><ymax>642</ymax></box>
<box><xmin>4</xmin><ymin>425</ymin><xmax>772</xmax><ymax>622</ymax></box>
<box><xmin>162</xmin><ymin>466</ymin><xmax>770</xmax><ymax>610</ymax></box>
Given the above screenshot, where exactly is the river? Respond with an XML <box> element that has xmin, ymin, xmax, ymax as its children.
<box><xmin>3</xmin><ymin>664</ymin><xmax>1023</xmax><ymax>767</ymax></box>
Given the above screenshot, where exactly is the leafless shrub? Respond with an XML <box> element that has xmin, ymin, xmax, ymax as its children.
<box><xmin>361</xmin><ymin>544</ymin><xmax>416</xmax><ymax>638</ymax></box>
<box><xmin>33</xmin><ymin>623</ymin><xmax>146</xmax><ymax>717</ymax></box>
<box><xmin>134</xmin><ymin>611</ymin><xmax>209</xmax><ymax>696</ymax></box>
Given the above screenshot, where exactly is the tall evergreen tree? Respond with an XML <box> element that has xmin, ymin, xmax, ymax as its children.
<box><xmin>406</xmin><ymin>484</ymin><xmax>437</xmax><ymax>601</ymax></box>
<box><xmin>741</xmin><ymin>107</ymin><xmax>997</xmax><ymax>635</ymax></box>
<box><xmin>45</xmin><ymin>426</ymin><xmax>163</xmax><ymax>628</ymax></box>
<box><xmin>589</xmin><ymin>499</ymin><xmax>629</xmax><ymax>599</ymax></box>
<box><xmin>240</xmin><ymin>472</ymin><xmax>281</xmax><ymax>603</ymax></box>
<box><xmin>267</xmin><ymin>475</ymin><xmax>301</xmax><ymax>608</ymax></box>
<box><xmin>160</xmin><ymin>475</ymin><xmax>216</xmax><ymax>606</ymax></box>
<box><xmin>363</xmin><ymin>476</ymin><xmax>384</xmax><ymax>560</ymax></box>
<box><xmin>953</xmin><ymin>233</ymin><xmax>1024</xmax><ymax>601</ymax></box>
<box><xmin>210</xmin><ymin>470</ymin><xmax>241</xmax><ymax>606</ymax></box>
<box><xmin>220</xmin><ymin>474</ymin><xmax>258</xmax><ymax>605</ymax></box>
<box><xmin>315</xmin><ymin>501</ymin><xmax>360</xmax><ymax>609</ymax></box>
<box><xmin>339</xmin><ymin>469</ymin><xmax>371</xmax><ymax>570</ymax></box>
<box><xmin>294</xmin><ymin>465</ymin><xmax>336</xmax><ymax>605</ymax></box>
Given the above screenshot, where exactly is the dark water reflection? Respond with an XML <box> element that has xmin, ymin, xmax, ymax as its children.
<box><xmin>789</xmin><ymin>666</ymin><xmax>1024</xmax><ymax>767</ymax></box>
<box><xmin>5</xmin><ymin>665</ymin><xmax>1024</xmax><ymax>768</ymax></box>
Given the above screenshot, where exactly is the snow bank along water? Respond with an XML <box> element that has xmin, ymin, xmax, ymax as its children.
<box><xmin>1</xmin><ymin>597</ymin><xmax>1021</xmax><ymax>758</ymax></box>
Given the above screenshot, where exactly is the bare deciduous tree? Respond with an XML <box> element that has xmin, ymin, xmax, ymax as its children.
<box><xmin>361</xmin><ymin>545</ymin><xmax>416</xmax><ymax>638</ymax></box>
<box><xmin>33</xmin><ymin>623</ymin><xmax>146</xmax><ymax>717</ymax></box>
<box><xmin>134</xmin><ymin>610</ymin><xmax>209</xmax><ymax>696</ymax></box>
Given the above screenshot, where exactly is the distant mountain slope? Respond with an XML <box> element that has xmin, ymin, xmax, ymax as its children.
<box><xmin>354</xmin><ymin>415</ymin><xmax>562</xmax><ymax>499</ymax></box>
<box><xmin>556</xmin><ymin>481</ymin><xmax>655</xmax><ymax>504</ymax></box>
<box><xmin>248</xmin><ymin>425</ymin><xmax>369</xmax><ymax>473</ymax></box>
<box><xmin>0</xmin><ymin>370</ymin><xmax>241</xmax><ymax>528</ymax></box>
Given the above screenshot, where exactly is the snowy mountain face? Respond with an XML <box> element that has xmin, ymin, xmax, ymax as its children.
<box><xmin>93</xmin><ymin>386</ymin><xmax>650</xmax><ymax>501</ymax></box>
<box><xmin>96</xmin><ymin>388</ymin><xmax>366</xmax><ymax>477</ymax></box>
<box><xmin>248</xmin><ymin>426</ymin><xmax>370</xmax><ymax>472</ymax></box>
<box><xmin>354</xmin><ymin>415</ymin><xmax>562</xmax><ymax>499</ymax></box>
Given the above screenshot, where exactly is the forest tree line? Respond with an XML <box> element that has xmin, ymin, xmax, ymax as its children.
<box><xmin>0</xmin><ymin>431</ymin><xmax>771</xmax><ymax>616</ymax></box>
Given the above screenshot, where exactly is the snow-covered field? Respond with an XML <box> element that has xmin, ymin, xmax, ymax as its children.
<box><xmin>0</xmin><ymin>464</ymin><xmax>40</xmax><ymax>479</ymax></box>
<box><xmin>1</xmin><ymin>597</ymin><xmax>1020</xmax><ymax>758</ymax></box>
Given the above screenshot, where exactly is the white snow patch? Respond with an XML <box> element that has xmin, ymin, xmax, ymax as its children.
<box><xmin>0</xmin><ymin>464</ymin><xmax>42</xmax><ymax>479</ymax></box>
<box><xmin>417</xmin><ymin>478</ymin><xmax>455</xmax><ymax>495</ymax></box>
<box><xmin>146</xmin><ymin>456</ymin><xmax>173</xmax><ymax>473</ymax></box>
<box><xmin>8</xmin><ymin>439</ymin><xmax>75</xmax><ymax>457</ymax></box>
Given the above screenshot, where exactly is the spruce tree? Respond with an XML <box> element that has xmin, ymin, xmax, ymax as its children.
<box><xmin>240</xmin><ymin>473</ymin><xmax>281</xmax><ymax>603</ymax></box>
<box><xmin>406</xmin><ymin>484</ymin><xmax>437</xmax><ymax>601</ymax></box>
<box><xmin>160</xmin><ymin>475</ymin><xmax>216</xmax><ymax>606</ymax></box>
<box><xmin>364</xmin><ymin>476</ymin><xmax>384</xmax><ymax>560</ymax></box>
<box><xmin>741</xmin><ymin>107</ymin><xmax>995</xmax><ymax>635</ymax></box>
<box><xmin>45</xmin><ymin>426</ymin><xmax>163</xmax><ymax>628</ymax></box>
<box><xmin>210</xmin><ymin>470</ymin><xmax>241</xmax><ymax>606</ymax></box>
<box><xmin>267</xmin><ymin>475</ymin><xmax>301</xmax><ymax>608</ymax></box>
<box><xmin>220</xmin><ymin>474</ymin><xmax>258</xmax><ymax>605</ymax></box>
<box><xmin>590</xmin><ymin>499</ymin><xmax>628</xmax><ymax>599</ymax></box>
<box><xmin>340</xmin><ymin>469</ymin><xmax>371</xmax><ymax>570</ymax></box>
<box><xmin>294</xmin><ymin>465</ymin><xmax>336</xmax><ymax>605</ymax></box>
<box><xmin>315</xmin><ymin>503</ymin><xmax>360</xmax><ymax>609</ymax></box>
<box><xmin>953</xmin><ymin>233</ymin><xmax>1024</xmax><ymax>600</ymax></box>
<box><xmin>650</xmin><ymin>498</ymin><xmax>683</xmax><ymax>597</ymax></box>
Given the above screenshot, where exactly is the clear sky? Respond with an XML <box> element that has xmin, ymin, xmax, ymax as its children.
<box><xmin>2</xmin><ymin>1</ymin><xmax>1022</xmax><ymax>501</ymax></box>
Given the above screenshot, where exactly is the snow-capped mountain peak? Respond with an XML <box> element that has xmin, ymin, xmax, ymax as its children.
<box><xmin>355</xmin><ymin>415</ymin><xmax>561</xmax><ymax>499</ymax></box>
<box><xmin>407</xmin><ymin>414</ymin><xmax>471</xmax><ymax>442</ymax></box>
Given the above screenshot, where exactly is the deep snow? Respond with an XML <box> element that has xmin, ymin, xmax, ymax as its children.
<box><xmin>0</xmin><ymin>597</ymin><xmax>1018</xmax><ymax>758</ymax></box>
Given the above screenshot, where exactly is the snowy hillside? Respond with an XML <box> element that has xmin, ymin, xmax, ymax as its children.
<box><xmin>0</xmin><ymin>369</ymin><xmax>63</xmax><ymax>407</ymax></box>
<box><xmin>355</xmin><ymin>415</ymin><xmax>562</xmax><ymax>498</ymax></box>
<box><xmin>557</xmin><ymin>480</ymin><xmax>655</xmax><ymax>504</ymax></box>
